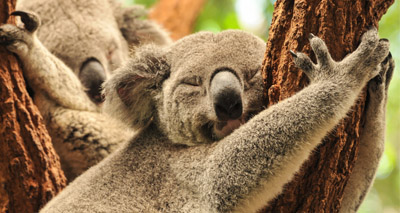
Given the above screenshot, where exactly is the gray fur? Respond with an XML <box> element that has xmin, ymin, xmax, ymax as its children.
<box><xmin>340</xmin><ymin>53</ymin><xmax>394</xmax><ymax>212</ymax></box>
<box><xmin>17</xmin><ymin>0</ymin><xmax>170</xmax><ymax>76</ymax></box>
<box><xmin>38</xmin><ymin>29</ymin><xmax>390</xmax><ymax>212</ymax></box>
<box><xmin>0</xmin><ymin>0</ymin><xmax>171</xmax><ymax>181</ymax></box>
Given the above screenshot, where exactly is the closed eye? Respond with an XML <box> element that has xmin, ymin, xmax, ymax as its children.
<box><xmin>245</xmin><ymin>71</ymin><xmax>262</xmax><ymax>90</ymax></box>
<box><xmin>181</xmin><ymin>76</ymin><xmax>202</xmax><ymax>86</ymax></box>
<box><xmin>246</xmin><ymin>68</ymin><xmax>261</xmax><ymax>81</ymax></box>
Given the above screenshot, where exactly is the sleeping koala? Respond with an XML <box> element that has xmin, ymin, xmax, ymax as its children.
<box><xmin>0</xmin><ymin>0</ymin><xmax>171</xmax><ymax>181</ymax></box>
<box><xmin>38</xmin><ymin>29</ymin><xmax>392</xmax><ymax>212</ymax></box>
<box><xmin>17</xmin><ymin>0</ymin><xmax>171</xmax><ymax>103</ymax></box>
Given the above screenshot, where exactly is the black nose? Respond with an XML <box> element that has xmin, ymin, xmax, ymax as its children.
<box><xmin>214</xmin><ymin>94</ymin><xmax>243</xmax><ymax>120</ymax></box>
<box><xmin>210</xmin><ymin>71</ymin><xmax>243</xmax><ymax>121</ymax></box>
<box><xmin>79</xmin><ymin>58</ymin><xmax>106</xmax><ymax>104</ymax></box>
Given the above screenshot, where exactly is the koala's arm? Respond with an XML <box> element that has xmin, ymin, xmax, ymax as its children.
<box><xmin>111</xmin><ymin>1</ymin><xmax>172</xmax><ymax>46</ymax></box>
<box><xmin>340</xmin><ymin>54</ymin><xmax>394</xmax><ymax>212</ymax></box>
<box><xmin>198</xmin><ymin>31</ymin><xmax>389</xmax><ymax>212</ymax></box>
<box><xmin>0</xmin><ymin>12</ymin><xmax>96</xmax><ymax>112</ymax></box>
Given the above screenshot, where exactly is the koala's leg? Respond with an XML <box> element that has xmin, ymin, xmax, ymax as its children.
<box><xmin>0</xmin><ymin>11</ymin><xmax>96</xmax><ymax>112</ymax></box>
<box><xmin>113</xmin><ymin>4</ymin><xmax>172</xmax><ymax>46</ymax></box>
<box><xmin>198</xmin><ymin>29</ymin><xmax>390</xmax><ymax>212</ymax></box>
<box><xmin>340</xmin><ymin>54</ymin><xmax>394</xmax><ymax>213</ymax></box>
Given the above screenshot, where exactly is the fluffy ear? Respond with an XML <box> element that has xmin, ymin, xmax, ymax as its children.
<box><xmin>102</xmin><ymin>45</ymin><xmax>170</xmax><ymax>129</ymax></box>
<box><xmin>114</xmin><ymin>4</ymin><xmax>172</xmax><ymax>46</ymax></box>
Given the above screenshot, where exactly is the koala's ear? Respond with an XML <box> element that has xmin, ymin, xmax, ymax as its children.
<box><xmin>102</xmin><ymin>45</ymin><xmax>170</xmax><ymax>129</ymax></box>
<box><xmin>114</xmin><ymin>5</ymin><xmax>172</xmax><ymax>46</ymax></box>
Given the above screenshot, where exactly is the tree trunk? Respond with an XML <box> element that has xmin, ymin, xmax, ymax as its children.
<box><xmin>150</xmin><ymin>0</ymin><xmax>206</xmax><ymax>40</ymax></box>
<box><xmin>0</xmin><ymin>1</ymin><xmax>66</xmax><ymax>212</ymax></box>
<box><xmin>261</xmin><ymin>0</ymin><xmax>393</xmax><ymax>212</ymax></box>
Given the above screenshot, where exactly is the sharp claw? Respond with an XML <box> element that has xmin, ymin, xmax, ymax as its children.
<box><xmin>379</xmin><ymin>38</ymin><xmax>389</xmax><ymax>42</ymax></box>
<box><xmin>10</xmin><ymin>11</ymin><xmax>40</xmax><ymax>33</ymax></box>
<box><xmin>10</xmin><ymin>11</ymin><xmax>26</xmax><ymax>16</ymax></box>
<box><xmin>308</xmin><ymin>33</ymin><xmax>315</xmax><ymax>40</ymax></box>
<box><xmin>367</xmin><ymin>25</ymin><xmax>377</xmax><ymax>31</ymax></box>
<box><xmin>289</xmin><ymin>50</ymin><xmax>297</xmax><ymax>58</ymax></box>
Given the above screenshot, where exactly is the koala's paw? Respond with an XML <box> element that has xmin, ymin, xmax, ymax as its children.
<box><xmin>341</xmin><ymin>28</ymin><xmax>390</xmax><ymax>82</ymax></box>
<box><xmin>291</xmin><ymin>28</ymin><xmax>390</xmax><ymax>87</ymax></box>
<box><xmin>0</xmin><ymin>24</ymin><xmax>31</xmax><ymax>55</ymax></box>
<box><xmin>367</xmin><ymin>52</ymin><xmax>395</xmax><ymax>100</ymax></box>
<box><xmin>0</xmin><ymin>11</ymin><xmax>39</xmax><ymax>55</ymax></box>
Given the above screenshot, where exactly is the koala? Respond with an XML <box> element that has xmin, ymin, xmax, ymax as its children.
<box><xmin>17</xmin><ymin>0</ymin><xmax>171</xmax><ymax>103</ymax></box>
<box><xmin>0</xmin><ymin>1</ymin><xmax>171</xmax><ymax>181</ymax></box>
<box><xmin>36</xmin><ymin>28</ymin><xmax>392</xmax><ymax>212</ymax></box>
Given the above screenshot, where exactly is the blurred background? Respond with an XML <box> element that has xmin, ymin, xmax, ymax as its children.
<box><xmin>126</xmin><ymin>0</ymin><xmax>399</xmax><ymax>212</ymax></box>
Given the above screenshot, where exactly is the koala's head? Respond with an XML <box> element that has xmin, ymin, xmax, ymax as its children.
<box><xmin>103</xmin><ymin>30</ymin><xmax>265</xmax><ymax>146</ymax></box>
<box><xmin>18</xmin><ymin>0</ymin><xmax>146</xmax><ymax>103</ymax></box>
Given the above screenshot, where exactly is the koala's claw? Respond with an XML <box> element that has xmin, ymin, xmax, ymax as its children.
<box><xmin>11</xmin><ymin>11</ymin><xmax>40</xmax><ymax>33</ymax></box>
<box><xmin>379</xmin><ymin>38</ymin><xmax>389</xmax><ymax>42</ymax></box>
<box><xmin>289</xmin><ymin>50</ymin><xmax>297</xmax><ymax>58</ymax></box>
<box><xmin>367</xmin><ymin>25</ymin><xmax>377</xmax><ymax>31</ymax></box>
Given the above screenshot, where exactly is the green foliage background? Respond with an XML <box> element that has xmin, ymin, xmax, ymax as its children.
<box><xmin>126</xmin><ymin>0</ymin><xmax>399</xmax><ymax>211</ymax></box>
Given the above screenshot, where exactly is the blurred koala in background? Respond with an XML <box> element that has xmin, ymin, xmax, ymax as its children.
<box><xmin>0</xmin><ymin>0</ymin><xmax>171</xmax><ymax>180</ymax></box>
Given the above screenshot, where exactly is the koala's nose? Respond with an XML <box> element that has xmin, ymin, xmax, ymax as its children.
<box><xmin>80</xmin><ymin>58</ymin><xmax>106</xmax><ymax>104</ymax></box>
<box><xmin>210</xmin><ymin>71</ymin><xmax>243</xmax><ymax>121</ymax></box>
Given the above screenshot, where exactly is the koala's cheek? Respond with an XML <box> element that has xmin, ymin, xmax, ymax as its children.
<box><xmin>244</xmin><ymin>87</ymin><xmax>263</xmax><ymax>108</ymax></box>
<box><xmin>161</xmin><ymin>89</ymin><xmax>211</xmax><ymax>144</ymax></box>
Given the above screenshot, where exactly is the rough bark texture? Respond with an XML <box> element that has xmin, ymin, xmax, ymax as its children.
<box><xmin>0</xmin><ymin>1</ymin><xmax>67</xmax><ymax>213</ymax></box>
<box><xmin>150</xmin><ymin>0</ymin><xmax>206</xmax><ymax>40</ymax></box>
<box><xmin>261</xmin><ymin>0</ymin><xmax>394</xmax><ymax>212</ymax></box>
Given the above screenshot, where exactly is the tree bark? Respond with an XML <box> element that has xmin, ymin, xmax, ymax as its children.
<box><xmin>261</xmin><ymin>0</ymin><xmax>394</xmax><ymax>212</ymax></box>
<box><xmin>149</xmin><ymin>0</ymin><xmax>206</xmax><ymax>40</ymax></box>
<box><xmin>0</xmin><ymin>1</ymin><xmax>66</xmax><ymax>212</ymax></box>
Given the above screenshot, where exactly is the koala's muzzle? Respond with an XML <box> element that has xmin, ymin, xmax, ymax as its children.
<box><xmin>79</xmin><ymin>58</ymin><xmax>106</xmax><ymax>104</ymax></box>
<box><xmin>210</xmin><ymin>71</ymin><xmax>243</xmax><ymax>121</ymax></box>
